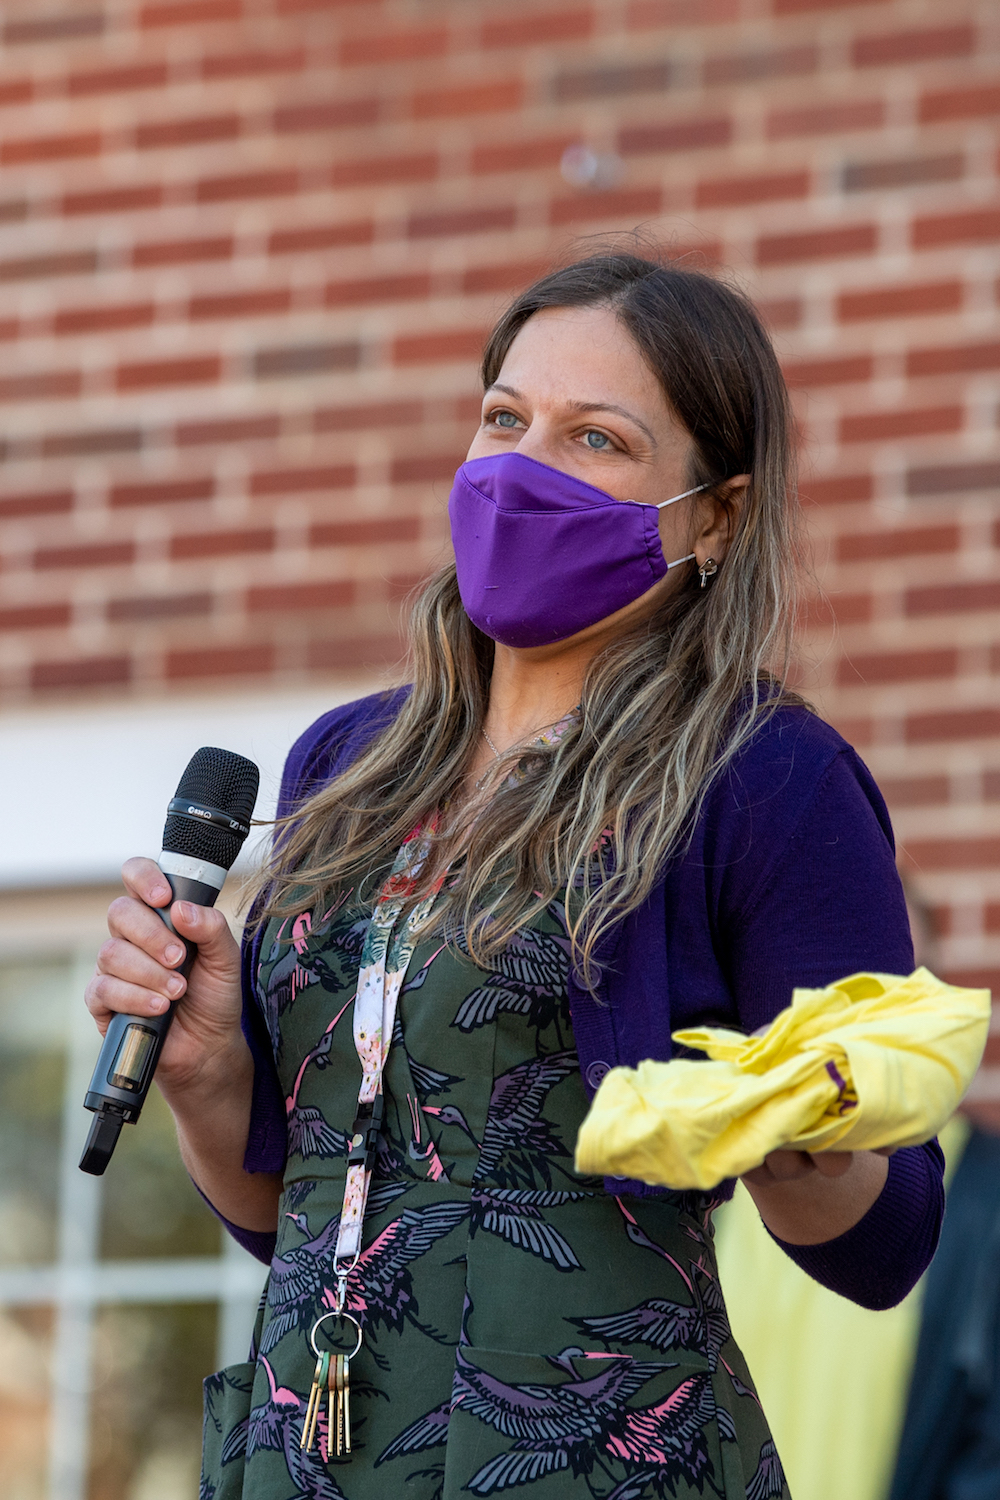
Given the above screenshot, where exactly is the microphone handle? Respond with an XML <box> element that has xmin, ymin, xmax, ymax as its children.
<box><xmin>78</xmin><ymin>870</ymin><xmax>221</xmax><ymax>1176</ymax></box>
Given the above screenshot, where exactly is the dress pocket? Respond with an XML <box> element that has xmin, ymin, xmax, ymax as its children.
<box><xmin>201</xmin><ymin>1361</ymin><xmax>254</xmax><ymax>1500</ymax></box>
<box><xmin>443</xmin><ymin>1344</ymin><xmax>735</xmax><ymax>1500</ymax></box>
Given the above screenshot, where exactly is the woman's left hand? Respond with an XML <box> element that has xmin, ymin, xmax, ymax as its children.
<box><xmin>739</xmin><ymin>1147</ymin><xmax>892</xmax><ymax>1244</ymax></box>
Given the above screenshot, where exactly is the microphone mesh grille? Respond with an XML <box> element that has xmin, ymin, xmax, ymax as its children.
<box><xmin>161</xmin><ymin>746</ymin><xmax>260</xmax><ymax>871</ymax></box>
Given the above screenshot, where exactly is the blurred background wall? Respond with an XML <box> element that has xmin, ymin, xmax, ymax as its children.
<box><xmin>0</xmin><ymin>0</ymin><xmax>997</xmax><ymax>1497</ymax></box>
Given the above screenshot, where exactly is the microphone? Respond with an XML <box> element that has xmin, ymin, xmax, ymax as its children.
<box><xmin>79</xmin><ymin>746</ymin><xmax>260</xmax><ymax>1176</ymax></box>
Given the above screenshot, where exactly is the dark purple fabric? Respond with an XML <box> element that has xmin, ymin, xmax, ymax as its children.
<box><xmin>449</xmin><ymin>452</ymin><xmax>669</xmax><ymax>647</ymax></box>
<box><xmin>193</xmin><ymin>1179</ymin><xmax>277</xmax><ymax>1263</ymax></box>
<box><xmin>228</xmin><ymin>689</ymin><xmax>944</xmax><ymax>1303</ymax></box>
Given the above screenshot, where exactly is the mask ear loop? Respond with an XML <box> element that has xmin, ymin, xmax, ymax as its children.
<box><xmin>654</xmin><ymin>480</ymin><xmax>716</xmax><ymax>572</ymax></box>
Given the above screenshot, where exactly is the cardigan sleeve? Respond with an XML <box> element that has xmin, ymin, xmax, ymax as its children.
<box><xmin>718</xmin><ymin>744</ymin><xmax>944</xmax><ymax>1308</ymax></box>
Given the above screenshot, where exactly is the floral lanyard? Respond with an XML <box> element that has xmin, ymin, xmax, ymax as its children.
<box><xmin>302</xmin><ymin>713</ymin><xmax>578</xmax><ymax>1460</ymax></box>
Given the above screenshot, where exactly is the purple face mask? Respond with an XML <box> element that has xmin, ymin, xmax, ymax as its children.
<box><xmin>448</xmin><ymin>451</ymin><xmax>708</xmax><ymax>649</ymax></box>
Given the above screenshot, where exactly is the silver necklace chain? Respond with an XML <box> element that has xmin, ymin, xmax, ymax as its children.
<box><xmin>482</xmin><ymin>727</ymin><xmax>503</xmax><ymax>762</ymax></box>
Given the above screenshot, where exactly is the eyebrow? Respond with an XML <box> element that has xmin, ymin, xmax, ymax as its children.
<box><xmin>486</xmin><ymin>383</ymin><xmax>659</xmax><ymax>449</ymax></box>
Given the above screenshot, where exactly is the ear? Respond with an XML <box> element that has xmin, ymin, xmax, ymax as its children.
<box><xmin>693</xmin><ymin>474</ymin><xmax>750</xmax><ymax>568</ymax></box>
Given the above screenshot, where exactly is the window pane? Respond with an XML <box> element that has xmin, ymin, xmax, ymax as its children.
<box><xmin>98</xmin><ymin>1084</ymin><xmax>221</xmax><ymax>1260</ymax></box>
<box><xmin>0</xmin><ymin>962</ymin><xmax>71</xmax><ymax>1267</ymax></box>
<box><xmin>87</xmin><ymin>1302</ymin><xmax>217</xmax><ymax>1500</ymax></box>
<box><xmin>0</xmin><ymin>1304</ymin><xmax>52</xmax><ymax>1500</ymax></box>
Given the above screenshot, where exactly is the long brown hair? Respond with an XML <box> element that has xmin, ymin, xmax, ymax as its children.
<box><xmin>250</xmin><ymin>252</ymin><xmax>802</xmax><ymax>982</ymax></box>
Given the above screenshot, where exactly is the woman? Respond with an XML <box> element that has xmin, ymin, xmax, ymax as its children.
<box><xmin>88</xmin><ymin>253</ymin><xmax>944</xmax><ymax>1500</ymax></box>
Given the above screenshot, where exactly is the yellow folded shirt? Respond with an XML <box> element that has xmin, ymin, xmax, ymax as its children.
<box><xmin>574</xmin><ymin>968</ymin><xmax>991</xmax><ymax>1191</ymax></box>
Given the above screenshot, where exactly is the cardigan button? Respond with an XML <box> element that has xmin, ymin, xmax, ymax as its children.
<box><xmin>585</xmin><ymin>1060</ymin><xmax>611</xmax><ymax>1090</ymax></box>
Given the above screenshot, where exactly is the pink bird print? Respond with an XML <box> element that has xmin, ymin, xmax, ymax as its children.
<box><xmin>246</xmin><ymin>1356</ymin><xmax>347</xmax><ymax>1500</ymax></box>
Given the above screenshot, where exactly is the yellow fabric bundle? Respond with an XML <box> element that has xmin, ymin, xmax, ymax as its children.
<box><xmin>574</xmin><ymin>968</ymin><xmax>991</xmax><ymax>1191</ymax></box>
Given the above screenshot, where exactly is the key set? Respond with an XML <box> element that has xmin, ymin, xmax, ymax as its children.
<box><xmin>301</xmin><ymin>1350</ymin><xmax>352</xmax><ymax>1457</ymax></box>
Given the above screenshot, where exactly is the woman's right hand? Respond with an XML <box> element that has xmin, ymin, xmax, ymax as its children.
<box><xmin>85</xmin><ymin>856</ymin><xmax>245</xmax><ymax>1099</ymax></box>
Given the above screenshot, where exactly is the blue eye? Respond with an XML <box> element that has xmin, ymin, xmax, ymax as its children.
<box><xmin>495</xmin><ymin>411</ymin><xmax>519</xmax><ymax>428</ymax></box>
<box><xmin>585</xmin><ymin>431</ymin><xmax>610</xmax><ymax>450</ymax></box>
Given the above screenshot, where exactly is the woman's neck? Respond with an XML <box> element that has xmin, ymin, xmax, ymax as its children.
<box><xmin>483</xmin><ymin>640</ymin><xmax>590</xmax><ymax>752</ymax></box>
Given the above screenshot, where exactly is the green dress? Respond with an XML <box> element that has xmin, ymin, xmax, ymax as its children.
<box><xmin>201</xmin><ymin>882</ymin><xmax>788</xmax><ymax>1500</ymax></box>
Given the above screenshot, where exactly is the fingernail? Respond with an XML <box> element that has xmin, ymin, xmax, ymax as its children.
<box><xmin>152</xmin><ymin>885</ymin><xmax>171</xmax><ymax>903</ymax></box>
<box><xmin>175</xmin><ymin>902</ymin><xmax>195</xmax><ymax>923</ymax></box>
<box><xmin>150</xmin><ymin>996</ymin><xmax>168</xmax><ymax>1013</ymax></box>
<box><xmin>164</xmin><ymin>943</ymin><xmax>184</xmax><ymax>965</ymax></box>
<box><xmin>166</xmin><ymin>975</ymin><xmax>185</xmax><ymax>998</ymax></box>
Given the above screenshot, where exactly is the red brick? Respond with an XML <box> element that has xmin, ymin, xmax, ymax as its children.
<box><xmin>704</xmin><ymin>44</ymin><xmax>817</xmax><ymax>84</ymax></box>
<box><xmin>0</xmin><ymin>489</ymin><xmax>73</xmax><ymax>520</ymax></box>
<box><xmin>313</xmin><ymin>401</ymin><xmax>423</xmax><ymax>433</ymax></box>
<box><xmin>913</xmin><ymin>210</ymin><xmax>1000</xmax><ymax>250</ymax></box>
<box><xmin>108</xmin><ymin>593</ymin><xmax>212</xmax><ymax>621</ymax></box>
<box><xmin>116</xmin><ymin>356</ymin><xmax>221</xmax><ymax>392</ymax></box>
<box><xmin>110</xmin><ymin>477</ymin><xmax>214</xmax><ymax>509</ymax></box>
<box><xmin>462</xmin><ymin>258</ymin><xmax>553</xmax><ymax>294</ymax></box>
<box><xmin>695</xmin><ymin>171</ymin><xmax>809</xmax><ymax>208</ymax></box>
<box><xmin>906</xmin><ymin>581</ymin><xmax>1000</xmax><ymax>617</ymax></box>
<box><xmin>0</xmin><ymin>78</ymin><xmax>33</xmax><ymax>106</ymax></box>
<box><xmin>907</xmin><ymin>342</ymin><xmax>1000</xmax><ymax>378</ymax></box>
<box><xmin>800</xmin><ymin>474</ymin><xmax>873</xmax><ymax>506</ymax></box>
<box><xmin>921</xmin><ymin>84</ymin><xmax>1000</xmax><ymax>126</ymax></box>
<box><xmin>0</xmin><ymin>317</ymin><xmax>19</xmax><ymax>341</ymax></box>
<box><xmin>4</xmin><ymin>13</ymin><xmax>104</xmax><ymax>43</ymax></box>
<box><xmin>0</xmin><ymin>251</ymin><xmax>98</xmax><ymax>282</ymax></box>
<box><xmin>54</xmin><ymin>302</ymin><xmax>156</xmax><ymax>336</ymax></box>
<box><xmin>837</xmin><ymin>524</ymin><xmax>959</xmax><ymax>561</ymax></box>
<box><xmin>773</xmin><ymin>0</ymin><xmax>885</xmax><ymax>12</ymax></box>
<box><xmin>307</xmin><ymin>634</ymin><xmax>402</xmax><ymax>671</ymax></box>
<box><xmin>135</xmin><ymin>114</ymin><xmax>240</xmax><ymax>150</ymax></box>
<box><xmin>273</xmin><ymin>99</ymin><xmax>379</xmax><ymax>133</ymax></box>
<box><xmin>0</xmin><ymin>603</ymin><xmax>71</xmax><ymax>630</ymax></box>
<box><xmin>838</xmin><ymin>282</ymin><xmax>962</xmax><ymax>323</ymax></box>
<box><xmin>0</xmin><ymin>370</ymin><xmax>80</xmax><ymax>402</ymax></box>
<box><xmin>62</xmin><ymin>185</ymin><xmax>163</xmax><ymax>216</ymax></box>
<box><xmin>758</xmin><ymin>224</ymin><xmax>877</xmax><ymax>265</ymax></box>
<box><xmin>189</xmin><ymin>289</ymin><xmax>291</xmax><ymax>321</ymax></box>
<box><xmin>554</xmin><ymin>61</ymin><xmax>672</xmax><ymax>100</ymax></box>
<box><xmin>784</xmin><ymin>355</ymin><xmax>873</xmax><ymax>387</ymax></box>
<box><xmin>253</xmin><ymin>343</ymin><xmax>360</xmax><ymax>379</ymax></box>
<box><xmin>843</xmin><ymin>154</ymin><xmax>963</xmax><ymax>192</ymax></box>
<box><xmin>838</xmin><ymin>648</ymin><xmax>958</xmax><ymax>685</ymax></box>
<box><xmin>341</xmin><ymin>27</ymin><xmax>449</xmax><ymax>64</ymax></box>
<box><xmin>628</xmin><ymin>0</ymin><xmax>738</xmax><ymax>24</ymax></box>
<box><xmin>549</xmin><ymin>186</ymin><xmax>662</xmax><ymax>225</ymax></box>
<box><xmin>879</xmin><ymin>774</ymin><xmax>949</xmax><ymax>807</ymax></box>
<box><xmin>170</xmin><ymin>529</ymin><xmax>274</xmax><ymax>560</ymax></box>
<box><xmin>247</xmin><ymin>580</ymin><xmax>355</xmax><ymax>612</ymax></box>
<box><xmin>840</xmin><ymin>405</ymin><xmax>962</xmax><ymax>444</ymax></box>
<box><xmin>409</xmin><ymin>206</ymin><xmax>516</xmax><ymax>239</ymax></box>
<box><xmin>310</xmin><ymin>518</ymin><xmax>421</xmax><ymax>548</ymax></box>
<box><xmin>32</xmin><ymin>656</ymin><xmax>130</xmax><ymax>691</ymax></box>
<box><xmin>196</xmin><ymin>170</ymin><xmax>298</xmax><ymax>203</ymax></box>
<box><xmin>471</xmin><ymin>137</ymin><xmax>572</xmax><ymax>175</ymax></box>
<box><xmin>324</xmin><ymin>275</ymin><xmax>430</xmax><ymax>308</ymax></box>
<box><xmin>133</xmin><ymin>235</ymin><xmax>232</xmax><ymax>268</ymax></box>
<box><xmin>166</xmin><ymin>645</ymin><xmax>275</xmax><ymax>681</ymax></box>
<box><xmin>0</xmin><ymin>130</ymin><xmax>101</xmax><ymax>165</ymax></box>
<box><xmin>907</xmin><ymin>708</ymin><xmax>1000</xmax><ymax>744</ymax></box>
<box><xmin>412</xmin><ymin>81</ymin><xmax>523</xmax><ymax>120</ymax></box>
<box><xmin>802</xmin><ymin>590</ymin><xmax>873</xmax><ymax>625</ymax></box>
<box><xmin>41</xmin><ymin>427</ymin><xmax>143</xmax><ymax>458</ymax></box>
<box><xmin>482</xmin><ymin>9</ymin><xmax>593</xmax><ymax>48</ymax></box>
<box><xmin>618</xmin><ymin>118</ymin><xmax>731</xmax><ymax>154</ymax></box>
<box><xmin>201</xmin><ymin>48</ymin><xmax>305</xmax><ymax>79</ymax></box>
<box><xmin>67</xmin><ymin>62</ymin><xmax>169</xmax><ymax>95</ymax></box>
<box><xmin>757</xmin><ymin>298</ymin><xmax>802</xmax><ymax>330</ymax></box>
<box><xmin>268</xmin><ymin>221</ymin><xmax>373</xmax><ymax>256</ymax></box>
<box><xmin>35</xmin><ymin>541</ymin><xmax>134</xmax><ymax>570</ymax></box>
<box><xmin>330</xmin><ymin>153</ymin><xmax>438</xmax><ymax>188</ymax></box>
<box><xmin>393</xmin><ymin>329</ymin><xmax>486</xmax><ymax>366</ymax></box>
<box><xmin>767</xmin><ymin>101</ymin><xmax>883</xmax><ymax>138</ymax></box>
<box><xmin>908</xmin><ymin>462</ymin><xmax>1000</xmax><ymax>497</ymax></box>
<box><xmin>141</xmin><ymin>0</ymin><xmax>242</xmax><ymax>26</ymax></box>
<box><xmin>853</xmin><ymin>26</ymin><xmax>974</xmax><ymax>68</ymax></box>
<box><xmin>391</xmin><ymin>454</ymin><xmax>461</xmax><ymax>483</ymax></box>
<box><xmin>906</xmin><ymin>837</ymin><xmax>1000</xmax><ymax>870</ymax></box>
<box><xmin>250</xmin><ymin>465</ymin><xmax>356</xmax><ymax>496</ymax></box>
<box><xmin>175</xmin><ymin>415</ymin><xmax>281</xmax><ymax>446</ymax></box>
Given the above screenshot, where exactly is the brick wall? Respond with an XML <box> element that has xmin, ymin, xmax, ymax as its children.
<box><xmin>0</xmin><ymin>0</ymin><xmax>999</xmax><ymax>1047</ymax></box>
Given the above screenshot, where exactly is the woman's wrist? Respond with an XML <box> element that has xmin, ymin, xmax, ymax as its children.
<box><xmin>156</xmin><ymin>1031</ymin><xmax>254</xmax><ymax>1119</ymax></box>
<box><xmin>740</xmin><ymin>1148</ymin><xmax>890</xmax><ymax>1246</ymax></box>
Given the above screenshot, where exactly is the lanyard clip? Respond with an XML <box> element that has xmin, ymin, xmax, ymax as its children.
<box><xmin>347</xmin><ymin>1093</ymin><xmax>385</xmax><ymax>1173</ymax></box>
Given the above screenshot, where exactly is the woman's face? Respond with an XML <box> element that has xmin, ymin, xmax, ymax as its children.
<box><xmin>466</xmin><ymin>303</ymin><xmax>700</xmax><ymax>567</ymax></box>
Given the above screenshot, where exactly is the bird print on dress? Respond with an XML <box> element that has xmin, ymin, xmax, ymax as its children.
<box><xmin>246</xmin><ymin>1356</ymin><xmax>348</xmax><ymax>1500</ymax></box>
<box><xmin>473</xmin><ymin>1050</ymin><xmax>579</xmax><ymax>1188</ymax></box>
<box><xmin>452</xmin><ymin>920</ymin><xmax>572</xmax><ymax>1041</ymax></box>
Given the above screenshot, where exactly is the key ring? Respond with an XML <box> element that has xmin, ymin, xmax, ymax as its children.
<box><xmin>309</xmin><ymin>1309</ymin><xmax>364</xmax><ymax>1361</ymax></box>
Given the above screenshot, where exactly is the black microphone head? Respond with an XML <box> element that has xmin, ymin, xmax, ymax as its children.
<box><xmin>162</xmin><ymin>746</ymin><xmax>260</xmax><ymax>872</ymax></box>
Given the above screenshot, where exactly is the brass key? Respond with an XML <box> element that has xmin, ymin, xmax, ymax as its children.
<box><xmin>342</xmin><ymin>1353</ymin><xmax>352</xmax><ymax>1454</ymax></box>
<box><xmin>300</xmin><ymin>1350</ymin><xmax>329</xmax><ymax>1452</ymax></box>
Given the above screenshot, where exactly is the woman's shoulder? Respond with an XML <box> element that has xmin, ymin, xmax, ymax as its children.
<box><xmin>278</xmin><ymin>685</ymin><xmax>411</xmax><ymax>816</ymax></box>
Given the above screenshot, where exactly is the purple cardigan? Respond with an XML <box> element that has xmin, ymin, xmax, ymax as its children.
<box><xmin>229</xmin><ymin>688</ymin><xmax>944</xmax><ymax>1310</ymax></box>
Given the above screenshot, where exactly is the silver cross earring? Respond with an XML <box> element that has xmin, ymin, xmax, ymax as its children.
<box><xmin>698</xmin><ymin>557</ymin><xmax>718</xmax><ymax>589</ymax></box>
